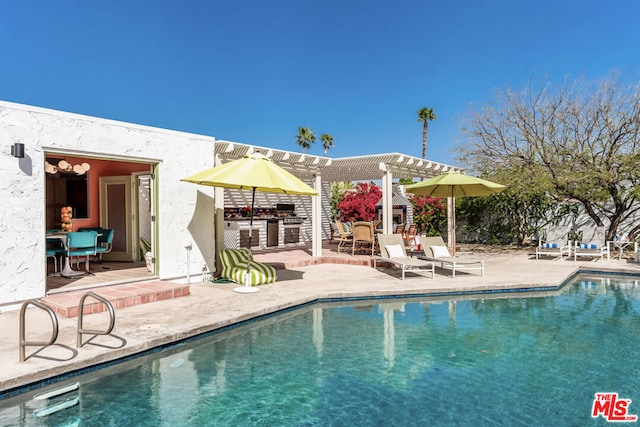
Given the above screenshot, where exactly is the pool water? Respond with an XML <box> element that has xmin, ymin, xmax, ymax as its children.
<box><xmin>2</xmin><ymin>275</ymin><xmax>640</xmax><ymax>426</ymax></box>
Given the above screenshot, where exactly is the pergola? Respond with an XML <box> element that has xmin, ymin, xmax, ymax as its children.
<box><xmin>214</xmin><ymin>140</ymin><xmax>462</xmax><ymax>257</ymax></box>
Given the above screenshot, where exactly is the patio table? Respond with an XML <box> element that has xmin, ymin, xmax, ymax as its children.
<box><xmin>609</xmin><ymin>240</ymin><xmax>631</xmax><ymax>261</ymax></box>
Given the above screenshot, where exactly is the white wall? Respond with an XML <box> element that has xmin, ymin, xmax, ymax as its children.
<box><xmin>0</xmin><ymin>101</ymin><xmax>215</xmax><ymax>305</ymax></box>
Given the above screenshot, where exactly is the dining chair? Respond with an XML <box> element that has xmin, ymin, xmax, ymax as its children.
<box><xmin>95</xmin><ymin>228</ymin><xmax>114</xmax><ymax>262</ymax></box>
<box><xmin>45</xmin><ymin>238</ymin><xmax>65</xmax><ymax>276</ymax></box>
<box><xmin>352</xmin><ymin>221</ymin><xmax>376</xmax><ymax>256</ymax></box>
<box><xmin>66</xmin><ymin>231</ymin><xmax>98</xmax><ymax>274</ymax></box>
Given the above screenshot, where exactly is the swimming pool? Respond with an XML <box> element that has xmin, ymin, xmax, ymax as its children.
<box><xmin>1</xmin><ymin>274</ymin><xmax>639</xmax><ymax>426</ymax></box>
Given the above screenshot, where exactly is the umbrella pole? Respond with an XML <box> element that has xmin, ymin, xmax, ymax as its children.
<box><xmin>234</xmin><ymin>187</ymin><xmax>260</xmax><ymax>294</ymax></box>
<box><xmin>448</xmin><ymin>188</ymin><xmax>456</xmax><ymax>256</ymax></box>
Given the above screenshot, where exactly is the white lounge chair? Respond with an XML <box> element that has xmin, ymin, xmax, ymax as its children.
<box><xmin>374</xmin><ymin>234</ymin><xmax>434</xmax><ymax>280</ymax></box>
<box><xmin>573</xmin><ymin>241</ymin><xmax>610</xmax><ymax>261</ymax></box>
<box><xmin>535</xmin><ymin>241</ymin><xmax>571</xmax><ymax>260</ymax></box>
<box><xmin>420</xmin><ymin>236</ymin><xmax>485</xmax><ymax>278</ymax></box>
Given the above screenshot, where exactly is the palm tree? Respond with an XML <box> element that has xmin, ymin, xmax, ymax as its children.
<box><xmin>295</xmin><ymin>127</ymin><xmax>316</xmax><ymax>153</ymax></box>
<box><xmin>320</xmin><ymin>133</ymin><xmax>334</xmax><ymax>156</ymax></box>
<box><xmin>417</xmin><ymin>107</ymin><xmax>436</xmax><ymax>159</ymax></box>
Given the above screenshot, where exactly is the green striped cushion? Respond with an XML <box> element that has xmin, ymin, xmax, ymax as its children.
<box><xmin>220</xmin><ymin>247</ymin><xmax>252</xmax><ymax>266</ymax></box>
<box><xmin>219</xmin><ymin>248</ymin><xmax>276</xmax><ymax>286</ymax></box>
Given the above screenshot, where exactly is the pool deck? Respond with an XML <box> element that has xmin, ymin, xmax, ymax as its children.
<box><xmin>2</xmin><ymin>246</ymin><xmax>640</xmax><ymax>397</ymax></box>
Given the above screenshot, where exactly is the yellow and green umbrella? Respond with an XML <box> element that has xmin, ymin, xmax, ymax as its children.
<box><xmin>182</xmin><ymin>152</ymin><xmax>318</xmax><ymax>292</ymax></box>
<box><xmin>405</xmin><ymin>172</ymin><xmax>506</xmax><ymax>255</ymax></box>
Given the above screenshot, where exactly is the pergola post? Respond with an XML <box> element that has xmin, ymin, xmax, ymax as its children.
<box><xmin>380</xmin><ymin>163</ymin><xmax>393</xmax><ymax>234</ymax></box>
<box><xmin>311</xmin><ymin>173</ymin><xmax>322</xmax><ymax>257</ymax></box>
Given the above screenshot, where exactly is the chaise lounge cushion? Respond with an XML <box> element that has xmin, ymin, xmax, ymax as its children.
<box><xmin>219</xmin><ymin>248</ymin><xmax>276</xmax><ymax>286</ymax></box>
<box><xmin>385</xmin><ymin>244</ymin><xmax>405</xmax><ymax>258</ymax></box>
<box><xmin>430</xmin><ymin>245</ymin><xmax>451</xmax><ymax>258</ymax></box>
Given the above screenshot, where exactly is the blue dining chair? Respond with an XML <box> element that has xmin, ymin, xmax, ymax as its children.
<box><xmin>66</xmin><ymin>231</ymin><xmax>98</xmax><ymax>274</ymax></box>
<box><xmin>46</xmin><ymin>238</ymin><xmax>65</xmax><ymax>275</ymax></box>
<box><xmin>95</xmin><ymin>228</ymin><xmax>114</xmax><ymax>262</ymax></box>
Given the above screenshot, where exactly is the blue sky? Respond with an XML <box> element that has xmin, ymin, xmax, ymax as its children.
<box><xmin>2</xmin><ymin>1</ymin><xmax>640</xmax><ymax>166</ymax></box>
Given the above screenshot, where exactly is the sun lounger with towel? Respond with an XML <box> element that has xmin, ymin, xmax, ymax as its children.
<box><xmin>535</xmin><ymin>241</ymin><xmax>571</xmax><ymax>260</ymax></box>
<box><xmin>573</xmin><ymin>241</ymin><xmax>610</xmax><ymax>261</ymax></box>
<box><xmin>420</xmin><ymin>236</ymin><xmax>485</xmax><ymax>278</ymax></box>
<box><xmin>374</xmin><ymin>234</ymin><xmax>434</xmax><ymax>280</ymax></box>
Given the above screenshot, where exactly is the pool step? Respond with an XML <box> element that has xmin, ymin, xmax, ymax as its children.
<box><xmin>34</xmin><ymin>382</ymin><xmax>79</xmax><ymax>400</ymax></box>
<box><xmin>33</xmin><ymin>382</ymin><xmax>80</xmax><ymax>418</ymax></box>
<box><xmin>41</xmin><ymin>281</ymin><xmax>190</xmax><ymax>318</ymax></box>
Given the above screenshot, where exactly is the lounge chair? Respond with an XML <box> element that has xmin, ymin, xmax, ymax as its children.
<box><xmin>420</xmin><ymin>236</ymin><xmax>485</xmax><ymax>278</ymax></box>
<box><xmin>535</xmin><ymin>241</ymin><xmax>570</xmax><ymax>260</ymax></box>
<box><xmin>373</xmin><ymin>234</ymin><xmax>434</xmax><ymax>280</ymax></box>
<box><xmin>219</xmin><ymin>248</ymin><xmax>276</xmax><ymax>286</ymax></box>
<box><xmin>573</xmin><ymin>241</ymin><xmax>610</xmax><ymax>261</ymax></box>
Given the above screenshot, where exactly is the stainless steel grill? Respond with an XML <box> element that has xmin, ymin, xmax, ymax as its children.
<box><xmin>276</xmin><ymin>203</ymin><xmax>304</xmax><ymax>224</ymax></box>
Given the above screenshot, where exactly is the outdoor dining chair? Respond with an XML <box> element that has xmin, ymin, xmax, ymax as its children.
<box><xmin>336</xmin><ymin>221</ymin><xmax>354</xmax><ymax>254</ymax></box>
<box><xmin>352</xmin><ymin>221</ymin><xmax>377</xmax><ymax>256</ymax></box>
<box><xmin>403</xmin><ymin>224</ymin><xmax>418</xmax><ymax>247</ymax></box>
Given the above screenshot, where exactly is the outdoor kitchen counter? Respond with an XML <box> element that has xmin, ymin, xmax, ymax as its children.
<box><xmin>222</xmin><ymin>218</ymin><xmax>306</xmax><ymax>249</ymax></box>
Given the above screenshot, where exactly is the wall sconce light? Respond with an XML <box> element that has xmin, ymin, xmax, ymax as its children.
<box><xmin>11</xmin><ymin>143</ymin><xmax>25</xmax><ymax>158</ymax></box>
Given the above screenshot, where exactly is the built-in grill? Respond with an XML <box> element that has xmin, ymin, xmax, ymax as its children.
<box><xmin>276</xmin><ymin>203</ymin><xmax>305</xmax><ymax>224</ymax></box>
<box><xmin>283</xmin><ymin>217</ymin><xmax>304</xmax><ymax>224</ymax></box>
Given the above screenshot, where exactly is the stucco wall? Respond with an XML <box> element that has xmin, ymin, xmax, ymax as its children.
<box><xmin>0</xmin><ymin>101</ymin><xmax>215</xmax><ymax>306</ymax></box>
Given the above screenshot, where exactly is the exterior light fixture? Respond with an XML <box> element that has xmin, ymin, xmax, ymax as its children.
<box><xmin>11</xmin><ymin>143</ymin><xmax>25</xmax><ymax>158</ymax></box>
<box><xmin>45</xmin><ymin>160</ymin><xmax>91</xmax><ymax>175</ymax></box>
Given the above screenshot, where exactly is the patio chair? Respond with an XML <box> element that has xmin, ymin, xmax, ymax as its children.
<box><xmin>403</xmin><ymin>224</ymin><xmax>418</xmax><ymax>247</ymax></box>
<box><xmin>420</xmin><ymin>236</ymin><xmax>485</xmax><ymax>278</ymax></box>
<box><xmin>394</xmin><ymin>224</ymin><xmax>405</xmax><ymax>235</ymax></box>
<box><xmin>66</xmin><ymin>231</ymin><xmax>99</xmax><ymax>274</ymax></box>
<box><xmin>219</xmin><ymin>248</ymin><xmax>277</xmax><ymax>286</ymax></box>
<box><xmin>535</xmin><ymin>241</ymin><xmax>571</xmax><ymax>260</ymax></box>
<box><xmin>352</xmin><ymin>221</ymin><xmax>376</xmax><ymax>256</ymax></box>
<box><xmin>328</xmin><ymin>222</ymin><xmax>339</xmax><ymax>244</ymax></box>
<box><xmin>573</xmin><ymin>241</ymin><xmax>610</xmax><ymax>261</ymax></box>
<box><xmin>335</xmin><ymin>221</ymin><xmax>353</xmax><ymax>254</ymax></box>
<box><xmin>373</xmin><ymin>234</ymin><xmax>434</xmax><ymax>280</ymax></box>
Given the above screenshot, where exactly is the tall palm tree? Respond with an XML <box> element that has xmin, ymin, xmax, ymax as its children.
<box><xmin>417</xmin><ymin>107</ymin><xmax>436</xmax><ymax>159</ymax></box>
<box><xmin>320</xmin><ymin>133</ymin><xmax>334</xmax><ymax>156</ymax></box>
<box><xmin>295</xmin><ymin>127</ymin><xmax>316</xmax><ymax>153</ymax></box>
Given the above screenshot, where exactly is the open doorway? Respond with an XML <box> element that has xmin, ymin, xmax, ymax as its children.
<box><xmin>45</xmin><ymin>154</ymin><xmax>158</xmax><ymax>292</ymax></box>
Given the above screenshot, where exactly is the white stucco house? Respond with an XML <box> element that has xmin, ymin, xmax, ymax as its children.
<box><xmin>1</xmin><ymin>101</ymin><xmax>216</xmax><ymax>306</ymax></box>
<box><xmin>1</xmin><ymin>100</ymin><xmax>460</xmax><ymax>308</ymax></box>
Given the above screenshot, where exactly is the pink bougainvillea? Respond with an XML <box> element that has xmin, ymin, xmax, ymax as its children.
<box><xmin>337</xmin><ymin>182</ymin><xmax>382</xmax><ymax>221</ymax></box>
<box><xmin>408</xmin><ymin>194</ymin><xmax>446</xmax><ymax>235</ymax></box>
